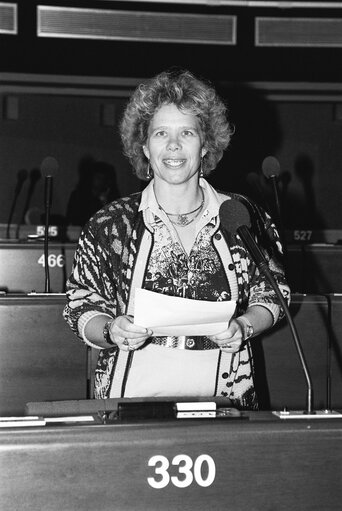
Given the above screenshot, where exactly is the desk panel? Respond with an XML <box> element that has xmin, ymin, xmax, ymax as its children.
<box><xmin>1</xmin><ymin>293</ymin><xmax>340</xmax><ymax>414</ymax></box>
<box><xmin>0</xmin><ymin>295</ymin><xmax>87</xmax><ymax>415</ymax></box>
<box><xmin>0</xmin><ymin>417</ymin><xmax>341</xmax><ymax>511</ymax></box>
<box><xmin>0</xmin><ymin>242</ymin><xmax>76</xmax><ymax>293</ymax></box>
<box><xmin>303</xmin><ymin>244</ymin><xmax>342</xmax><ymax>293</ymax></box>
<box><xmin>327</xmin><ymin>294</ymin><xmax>342</xmax><ymax>412</ymax></box>
<box><xmin>2</xmin><ymin>242</ymin><xmax>342</xmax><ymax>295</ymax></box>
<box><xmin>285</xmin><ymin>244</ymin><xmax>304</xmax><ymax>293</ymax></box>
<box><xmin>254</xmin><ymin>294</ymin><xmax>332</xmax><ymax>410</ymax></box>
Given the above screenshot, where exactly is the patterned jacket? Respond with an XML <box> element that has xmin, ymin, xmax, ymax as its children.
<box><xmin>63</xmin><ymin>186</ymin><xmax>290</xmax><ymax>407</ymax></box>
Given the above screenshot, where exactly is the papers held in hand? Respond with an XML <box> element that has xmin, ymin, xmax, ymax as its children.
<box><xmin>134</xmin><ymin>288</ymin><xmax>236</xmax><ymax>336</ymax></box>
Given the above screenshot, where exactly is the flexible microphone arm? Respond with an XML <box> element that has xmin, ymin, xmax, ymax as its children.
<box><xmin>43</xmin><ymin>176</ymin><xmax>53</xmax><ymax>293</ymax></box>
<box><xmin>6</xmin><ymin>169</ymin><xmax>28</xmax><ymax>239</ymax></box>
<box><xmin>15</xmin><ymin>168</ymin><xmax>41</xmax><ymax>240</ymax></box>
<box><xmin>262</xmin><ymin>156</ymin><xmax>286</xmax><ymax>249</ymax></box>
<box><xmin>6</xmin><ymin>193</ymin><xmax>19</xmax><ymax>240</ymax></box>
<box><xmin>269</xmin><ymin>177</ymin><xmax>282</xmax><ymax>226</ymax></box>
<box><xmin>40</xmin><ymin>156</ymin><xmax>59</xmax><ymax>294</ymax></box>
<box><xmin>237</xmin><ymin>224</ymin><xmax>313</xmax><ymax>414</ymax></box>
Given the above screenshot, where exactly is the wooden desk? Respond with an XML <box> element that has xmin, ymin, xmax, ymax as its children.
<box><xmin>0</xmin><ymin>295</ymin><xmax>88</xmax><ymax>415</ymax></box>
<box><xmin>0</xmin><ymin>241</ymin><xmax>76</xmax><ymax>293</ymax></box>
<box><xmin>1</xmin><ymin>293</ymin><xmax>341</xmax><ymax>414</ymax></box>
<box><xmin>2</xmin><ymin>241</ymin><xmax>342</xmax><ymax>295</ymax></box>
<box><xmin>0</xmin><ymin>414</ymin><xmax>341</xmax><ymax>510</ymax></box>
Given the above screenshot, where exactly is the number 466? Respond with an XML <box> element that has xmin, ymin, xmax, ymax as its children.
<box><xmin>37</xmin><ymin>254</ymin><xmax>65</xmax><ymax>268</ymax></box>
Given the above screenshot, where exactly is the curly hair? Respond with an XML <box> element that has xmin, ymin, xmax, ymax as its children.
<box><xmin>119</xmin><ymin>69</ymin><xmax>233</xmax><ymax>181</ymax></box>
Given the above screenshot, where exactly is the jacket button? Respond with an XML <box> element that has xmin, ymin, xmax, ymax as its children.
<box><xmin>228</xmin><ymin>263</ymin><xmax>235</xmax><ymax>271</ymax></box>
<box><xmin>222</xmin><ymin>372</ymin><xmax>229</xmax><ymax>379</ymax></box>
<box><xmin>214</xmin><ymin>233</ymin><xmax>222</xmax><ymax>240</ymax></box>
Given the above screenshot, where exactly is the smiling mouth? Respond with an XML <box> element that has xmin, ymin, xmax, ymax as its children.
<box><xmin>163</xmin><ymin>159</ymin><xmax>186</xmax><ymax>167</ymax></box>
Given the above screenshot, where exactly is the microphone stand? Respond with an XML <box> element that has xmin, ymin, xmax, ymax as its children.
<box><xmin>265</xmin><ymin>174</ymin><xmax>288</xmax><ymax>272</ymax></box>
<box><xmin>15</xmin><ymin>168</ymin><xmax>40</xmax><ymax>240</ymax></box>
<box><xmin>270</xmin><ymin>176</ymin><xmax>281</xmax><ymax>223</ymax></box>
<box><xmin>219</xmin><ymin>198</ymin><xmax>340</xmax><ymax>418</ymax></box>
<box><xmin>44</xmin><ymin>176</ymin><xmax>53</xmax><ymax>293</ymax></box>
<box><xmin>237</xmin><ymin>225</ymin><xmax>313</xmax><ymax>415</ymax></box>
<box><xmin>6</xmin><ymin>171</ymin><xmax>28</xmax><ymax>240</ymax></box>
<box><xmin>239</xmin><ymin>225</ymin><xmax>341</xmax><ymax>418</ymax></box>
<box><xmin>6</xmin><ymin>193</ymin><xmax>19</xmax><ymax>240</ymax></box>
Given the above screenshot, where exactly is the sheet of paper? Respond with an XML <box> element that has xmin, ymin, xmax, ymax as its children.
<box><xmin>134</xmin><ymin>288</ymin><xmax>236</xmax><ymax>336</ymax></box>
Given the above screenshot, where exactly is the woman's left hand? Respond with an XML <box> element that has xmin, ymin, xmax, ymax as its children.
<box><xmin>208</xmin><ymin>319</ymin><xmax>244</xmax><ymax>353</ymax></box>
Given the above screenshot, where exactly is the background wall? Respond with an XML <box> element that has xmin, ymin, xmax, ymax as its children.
<box><xmin>0</xmin><ymin>91</ymin><xmax>140</xmax><ymax>227</ymax></box>
<box><xmin>1</xmin><ymin>85</ymin><xmax>342</xmax><ymax>230</ymax></box>
<box><xmin>1</xmin><ymin>0</ymin><xmax>342</xmax><ymax>231</ymax></box>
<box><xmin>212</xmin><ymin>95</ymin><xmax>342</xmax><ymax>230</ymax></box>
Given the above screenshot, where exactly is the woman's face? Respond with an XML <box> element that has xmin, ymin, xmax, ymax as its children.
<box><xmin>143</xmin><ymin>103</ymin><xmax>207</xmax><ymax>187</ymax></box>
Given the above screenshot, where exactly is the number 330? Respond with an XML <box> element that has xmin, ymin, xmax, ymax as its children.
<box><xmin>147</xmin><ymin>454</ymin><xmax>216</xmax><ymax>489</ymax></box>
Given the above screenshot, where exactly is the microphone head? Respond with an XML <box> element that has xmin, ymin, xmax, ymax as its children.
<box><xmin>219</xmin><ymin>199</ymin><xmax>251</xmax><ymax>234</ymax></box>
<box><xmin>262</xmin><ymin>156</ymin><xmax>280</xmax><ymax>178</ymax></box>
<box><xmin>40</xmin><ymin>156</ymin><xmax>59</xmax><ymax>178</ymax></box>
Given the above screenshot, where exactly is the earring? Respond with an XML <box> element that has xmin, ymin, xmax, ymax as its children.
<box><xmin>199</xmin><ymin>158</ymin><xmax>204</xmax><ymax>178</ymax></box>
<box><xmin>146</xmin><ymin>161</ymin><xmax>153</xmax><ymax>179</ymax></box>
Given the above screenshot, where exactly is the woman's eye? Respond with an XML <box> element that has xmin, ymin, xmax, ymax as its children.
<box><xmin>183</xmin><ymin>130</ymin><xmax>194</xmax><ymax>136</ymax></box>
<box><xmin>155</xmin><ymin>130</ymin><xmax>166</xmax><ymax>137</ymax></box>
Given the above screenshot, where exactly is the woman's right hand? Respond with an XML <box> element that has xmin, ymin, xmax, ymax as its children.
<box><xmin>108</xmin><ymin>315</ymin><xmax>153</xmax><ymax>351</ymax></box>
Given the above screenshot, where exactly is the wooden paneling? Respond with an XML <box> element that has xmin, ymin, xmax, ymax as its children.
<box><xmin>0</xmin><ymin>295</ymin><xmax>87</xmax><ymax>415</ymax></box>
<box><xmin>253</xmin><ymin>294</ymin><xmax>333</xmax><ymax>410</ymax></box>
<box><xmin>1</xmin><ymin>417</ymin><xmax>341</xmax><ymax>511</ymax></box>
<box><xmin>0</xmin><ymin>242</ymin><xmax>76</xmax><ymax>293</ymax></box>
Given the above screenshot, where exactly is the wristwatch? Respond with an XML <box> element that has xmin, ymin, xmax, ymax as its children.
<box><xmin>236</xmin><ymin>316</ymin><xmax>254</xmax><ymax>341</ymax></box>
<box><xmin>103</xmin><ymin>319</ymin><xmax>115</xmax><ymax>345</ymax></box>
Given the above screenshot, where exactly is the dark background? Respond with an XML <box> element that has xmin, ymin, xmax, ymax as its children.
<box><xmin>1</xmin><ymin>0</ymin><xmax>342</xmax><ymax>231</ymax></box>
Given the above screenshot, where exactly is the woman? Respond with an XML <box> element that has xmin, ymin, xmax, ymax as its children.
<box><xmin>64</xmin><ymin>70</ymin><xmax>290</xmax><ymax>409</ymax></box>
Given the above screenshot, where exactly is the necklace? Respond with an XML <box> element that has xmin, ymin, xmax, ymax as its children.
<box><xmin>158</xmin><ymin>188</ymin><xmax>205</xmax><ymax>227</ymax></box>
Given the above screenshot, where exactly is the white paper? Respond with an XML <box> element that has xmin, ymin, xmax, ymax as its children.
<box><xmin>134</xmin><ymin>288</ymin><xmax>236</xmax><ymax>336</ymax></box>
<box><xmin>44</xmin><ymin>416</ymin><xmax>95</xmax><ymax>423</ymax></box>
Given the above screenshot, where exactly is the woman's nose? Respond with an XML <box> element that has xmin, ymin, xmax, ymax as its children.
<box><xmin>167</xmin><ymin>136</ymin><xmax>181</xmax><ymax>151</ymax></box>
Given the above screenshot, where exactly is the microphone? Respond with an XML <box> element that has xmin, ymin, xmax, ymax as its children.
<box><xmin>262</xmin><ymin>155</ymin><xmax>287</xmax><ymax>261</ymax></box>
<box><xmin>40</xmin><ymin>156</ymin><xmax>59</xmax><ymax>293</ymax></box>
<box><xmin>262</xmin><ymin>155</ymin><xmax>280</xmax><ymax>179</ymax></box>
<box><xmin>262</xmin><ymin>156</ymin><xmax>282</xmax><ymax>218</ymax></box>
<box><xmin>41</xmin><ymin>156</ymin><xmax>58</xmax><ymax>209</ymax></box>
<box><xmin>6</xmin><ymin>169</ymin><xmax>28</xmax><ymax>239</ymax></box>
<box><xmin>219</xmin><ymin>199</ymin><xmax>314</xmax><ymax>416</ymax></box>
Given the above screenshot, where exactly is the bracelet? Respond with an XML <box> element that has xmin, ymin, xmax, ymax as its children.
<box><xmin>103</xmin><ymin>320</ymin><xmax>115</xmax><ymax>346</ymax></box>
<box><xmin>235</xmin><ymin>316</ymin><xmax>254</xmax><ymax>341</ymax></box>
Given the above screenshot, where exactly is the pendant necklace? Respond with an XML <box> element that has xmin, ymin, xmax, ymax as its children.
<box><xmin>158</xmin><ymin>188</ymin><xmax>205</xmax><ymax>227</ymax></box>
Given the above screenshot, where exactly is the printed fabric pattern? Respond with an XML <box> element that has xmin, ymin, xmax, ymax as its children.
<box><xmin>63</xmin><ymin>189</ymin><xmax>290</xmax><ymax>409</ymax></box>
